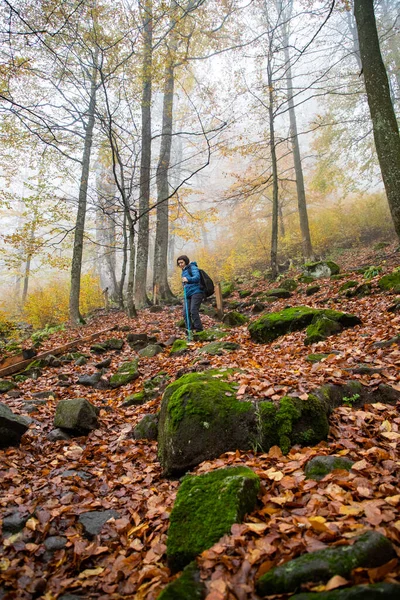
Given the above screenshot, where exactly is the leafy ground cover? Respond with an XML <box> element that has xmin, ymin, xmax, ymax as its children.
<box><xmin>0</xmin><ymin>245</ymin><xmax>399</xmax><ymax>599</ymax></box>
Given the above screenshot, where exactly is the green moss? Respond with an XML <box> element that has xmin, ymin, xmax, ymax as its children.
<box><xmin>133</xmin><ymin>413</ymin><xmax>159</xmax><ymax>440</ymax></box>
<box><xmin>110</xmin><ymin>359</ymin><xmax>140</xmax><ymax>388</ymax></box>
<box><xmin>305</xmin><ymin>455</ymin><xmax>354</xmax><ymax>481</ymax></box>
<box><xmin>222</xmin><ymin>311</ymin><xmax>249</xmax><ymax>327</ymax></box>
<box><xmin>158</xmin><ymin>562</ymin><xmax>205</xmax><ymax>599</ymax></box>
<box><xmin>378</xmin><ymin>269</ymin><xmax>400</xmax><ymax>291</ymax></box>
<box><xmin>91</xmin><ymin>343</ymin><xmax>107</xmax><ymax>354</ymax></box>
<box><xmin>121</xmin><ymin>391</ymin><xmax>146</xmax><ymax>407</ymax></box>
<box><xmin>291</xmin><ymin>582</ymin><xmax>400</xmax><ymax>600</ymax></box>
<box><xmin>138</xmin><ymin>344</ymin><xmax>163</xmax><ymax>357</ymax></box>
<box><xmin>239</xmin><ymin>289</ymin><xmax>252</xmax><ymax>298</ymax></box>
<box><xmin>280</xmin><ymin>278</ymin><xmax>298</xmax><ymax>291</ymax></box>
<box><xmin>256</xmin><ymin>531</ymin><xmax>395</xmax><ymax>596</ymax></box>
<box><xmin>193</xmin><ymin>329</ymin><xmax>228</xmax><ymax>341</ymax></box>
<box><xmin>298</xmin><ymin>275</ymin><xmax>315</xmax><ymax>284</ymax></box>
<box><xmin>339</xmin><ymin>280</ymin><xmax>358</xmax><ymax>291</ymax></box>
<box><xmin>305</xmin><ymin>316</ymin><xmax>342</xmax><ymax>345</ymax></box>
<box><xmin>0</xmin><ymin>379</ymin><xmax>16</xmax><ymax>393</ymax></box>
<box><xmin>304</xmin><ymin>260</ymin><xmax>340</xmax><ymax>275</ymax></box>
<box><xmin>248</xmin><ymin>306</ymin><xmax>318</xmax><ymax>343</ymax></box>
<box><xmin>305</xmin><ymin>285</ymin><xmax>320</xmax><ymax>296</ymax></box>
<box><xmin>306</xmin><ymin>353</ymin><xmax>330</xmax><ymax>363</ymax></box>
<box><xmin>266</xmin><ymin>288</ymin><xmax>292</xmax><ymax>298</ymax></box>
<box><xmin>170</xmin><ymin>340</ymin><xmax>188</xmax><ymax>355</ymax></box>
<box><xmin>167</xmin><ymin>466</ymin><xmax>260</xmax><ymax>572</ymax></box>
<box><xmin>221</xmin><ymin>281</ymin><xmax>235</xmax><ymax>298</ymax></box>
<box><xmin>330</xmin><ymin>273</ymin><xmax>348</xmax><ymax>280</ymax></box>
<box><xmin>198</xmin><ymin>341</ymin><xmax>240</xmax><ymax>355</ymax></box>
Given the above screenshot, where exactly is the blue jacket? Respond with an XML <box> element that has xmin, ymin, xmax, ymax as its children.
<box><xmin>182</xmin><ymin>261</ymin><xmax>203</xmax><ymax>298</ymax></box>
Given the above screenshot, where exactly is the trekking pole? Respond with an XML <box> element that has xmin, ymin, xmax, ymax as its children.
<box><xmin>184</xmin><ymin>286</ymin><xmax>193</xmax><ymax>341</ymax></box>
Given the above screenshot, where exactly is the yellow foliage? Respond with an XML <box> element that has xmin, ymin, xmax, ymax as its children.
<box><xmin>23</xmin><ymin>272</ymin><xmax>103</xmax><ymax>328</ymax></box>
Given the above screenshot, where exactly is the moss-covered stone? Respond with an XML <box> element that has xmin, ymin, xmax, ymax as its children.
<box><xmin>110</xmin><ymin>359</ymin><xmax>140</xmax><ymax>388</ymax></box>
<box><xmin>222</xmin><ymin>311</ymin><xmax>249</xmax><ymax>327</ymax></box>
<box><xmin>280</xmin><ymin>278</ymin><xmax>298</xmax><ymax>291</ymax></box>
<box><xmin>133</xmin><ymin>413</ymin><xmax>159</xmax><ymax>440</ymax></box>
<box><xmin>138</xmin><ymin>344</ymin><xmax>164</xmax><ymax>358</ymax></box>
<box><xmin>104</xmin><ymin>338</ymin><xmax>124</xmax><ymax>350</ymax></box>
<box><xmin>305</xmin><ymin>315</ymin><xmax>342</xmax><ymax>345</ymax></box>
<box><xmin>54</xmin><ymin>398</ymin><xmax>99</xmax><ymax>432</ymax></box>
<box><xmin>344</xmin><ymin>283</ymin><xmax>372</xmax><ymax>298</ymax></box>
<box><xmin>291</xmin><ymin>583</ymin><xmax>400</xmax><ymax>600</ymax></box>
<box><xmin>303</xmin><ymin>260</ymin><xmax>340</xmax><ymax>278</ymax></box>
<box><xmin>339</xmin><ymin>280</ymin><xmax>358</xmax><ymax>291</ymax></box>
<box><xmin>198</xmin><ymin>341</ymin><xmax>240</xmax><ymax>355</ymax></box>
<box><xmin>90</xmin><ymin>343</ymin><xmax>107</xmax><ymax>354</ymax></box>
<box><xmin>167</xmin><ymin>466</ymin><xmax>260</xmax><ymax>571</ymax></box>
<box><xmin>266</xmin><ymin>288</ymin><xmax>292</xmax><ymax>298</ymax></box>
<box><xmin>158</xmin><ymin>371</ymin><xmax>256</xmax><ymax>476</ymax></box>
<box><xmin>157</xmin><ymin>562</ymin><xmax>205</xmax><ymax>600</ymax></box>
<box><xmin>256</xmin><ymin>531</ymin><xmax>395</xmax><ymax>596</ymax></box>
<box><xmin>170</xmin><ymin>340</ymin><xmax>188</xmax><ymax>356</ymax></box>
<box><xmin>378</xmin><ymin>269</ymin><xmax>400</xmax><ymax>291</ymax></box>
<box><xmin>306</xmin><ymin>353</ymin><xmax>330</xmax><ymax>363</ymax></box>
<box><xmin>249</xmin><ymin>306</ymin><xmax>361</xmax><ymax>344</ymax></box>
<box><xmin>239</xmin><ymin>289</ymin><xmax>252</xmax><ymax>298</ymax></box>
<box><xmin>121</xmin><ymin>391</ymin><xmax>146</xmax><ymax>407</ymax></box>
<box><xmin>0</xmin><ymin>379</ymin><xmax>16</xmax><ymax>393</ymax></box>
<box><xmin>193</xmin><ymin>329</ymin><xmax>228</xmax><ymax>341</ymax></box>
<box><xmin>305</xmin><ymin>455</ymin><xmax>354</xmax><ymax>481</ymax></box>
<box><xmin>298</xmin><ymin>275</ymin><xmax>315</xmax><ymax>284</ymax></box>
<box><xmin>331</xmin><ymin>273</ymin><xmax>348</xmax><ymax>280</ymax></box>
<box><xmin>305</xmin><ymin>285</ymin><xmax>320</xmax><ymax>296</ymax></box>
<box><xmin>221</xmin><ymin>281</ymin><xmax>235</xmax><ymax>298</ymax></box>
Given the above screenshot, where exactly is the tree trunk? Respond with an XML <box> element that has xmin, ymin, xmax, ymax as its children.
<box><xmin>69</xmin><ymin>58</ymin><xmax>98</xmax><ymax>323</ymax></box>
<box><xmin>268</xmin><ymin>61</ymin><xmax>279</xmax><ymax>280</ymax></box>
<box><xmin>21</xmin><ymin>254</ymin><xmax>31</xmax><ymax>305</ymax></box>
<box><xmin>354</xmin><ymin>0</ymin><xmax>400</xmax><ymax>240</ymax></box>
<box><xmin>153</xmin><ymin>50</ymin><xmax>175</xmax><ymax>302</ymax></box>
<box><xmin>118</xmin><ymin>211</ymin><xmax>128</xmax><ymax>310</ymax></box>
<box><xmin>134</xmin><ymin>0</ymin><xmax>153</xmax><ymax>308</ymax></box>
<box><xmin>127</xmin><ymin>220</ymin><xmax>137</xmax><ymax>317</ymax></box>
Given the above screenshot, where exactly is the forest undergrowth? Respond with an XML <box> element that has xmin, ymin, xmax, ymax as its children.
<box><xmin>0</xmin><ymin>244</ymin><xmax>400</xmax><ymax>600</ymax></box>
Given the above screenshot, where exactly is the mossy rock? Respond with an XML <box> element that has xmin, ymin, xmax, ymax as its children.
<box><xmin>280</xmin><ymin>278</ymin><xmax>298</xmax><ymax>291</ymax></box>
<box><xmin>104</xmin><ymin>338</ymin><xmax>124</xmax><ymax>351</ymax></box>
<box><xmin>54</xmin><ymin>398</ymin><xmax>99</xmax><ymax>433</ymax></box>
<box><xmin>265</xmin><ymin>288</ymin><xmax>292</xmax><ymax>298</ymax></box>
<box><xmin>75</xmin><ymin>356</ymin><xmax>87</xmax><ymax>366</ymax></box>
<box><xmin>305</xmin><ymin>455</ymin><xmax>354</xmax><ymax>481</ymax></box>
<box><xmin>158</xmin><ymin>371</ymin><xmax>256</xmax><ymax>476</ymax></box>
<box><xmin>344</xmin><ymin>283</ymin><xmax>372</xmax><ymax>298</ymax></box>
<box><xmin>198</xmin><ymin>341</ymin><xmax>240</xmax><ymax>356</ymax></box>
<box><xmin>110</xmin><ymin>359</ymin><xmax>140</xmax><ymax>388</ymax></box>
<box><xmin>303</xmin><ymin>260</ymin><xmax>340</xmax><ymax>279</ymax></box>
<box><xmin>0</xmin><ymin>379</ymin><xmax>16</xmax><ymax>393</ymax></box>
<box><xmin>259</xmin><ymin>396</ymin><xmax>329</xmax><ymax>455</ymax></box>
<box><xmin>222</xmin><ymin>311</ymin><xmax>249</xmax><ymax>327</ymax></box>
<box><xmin>158</xmin><ymin>562</ymin><xmax>205</xmax><ymax>599</ymax></box>
<box><xmin>0</xmin><ymin>402</ymin><xmax>30</xmax><ymax>447</ymax></box>
<box><xmin>292</xmin><ymin>583</ymin><xmax>400</xmax><ymax>600</ymax></box>
<box><xmin>238</xmin><ymin>289</ymin><xmax>252</xmax><ymax>298</ymax></box>
<box><xmin>256</xmin><ymin>530</ymin><xmax>395</xmax><ymax>596</ymax></box>
<box><xmin>378</xmin><ymin>269</ymin><xmax>400</xmax><ymax>291</ymax></box>
<box><xmin>138</xmin><ymin>344</ymin><xmax>163</xmax><ymax>358</ymax></box>
<box><xmin>339</xmin><ymin>280</ymin><xmax>358</xmax><ymax>292</ymax></box>
<box><xmin>305</xmin><ymin>285</ymin><xmax>320</xmax><ymax>296</ymax></box>
<box><xmin>121</xmin><ymin>391</ymin><xmax>146</xmax><ymax>407</ymax></box>
<box><xmin>305</xmin><ymin>315</ymin><xmax>343</xmax><ymax>345</ymax></box>
<box><xmin>330</xmin><ymin>273</ymin><xmax>348</xmax><ymax>281</ymax></box>
<box><xmin>167</xmin><ymin>466</ymin><xmax>260</xmax><ymax>572</ymax></box>
<box><xmin>306</xmin><ymin>353</ymin><xmax>330</xmax><ymax>363</ymax></box>
<box><xmin>314</xmin><ymin>381</ymin><xmax>400</xmax><ymax>413</ymax></box>
<box><xmin>90</xmin><ymin>343</ymin><xmax>107</xmax><ymax>354</ymax></box>
<box><xmin>144</xmin><ymin>371</ymin><xmax>170</xmax><ymax>393</ymax></box>
<box><xmin>248</xmin><ymin>306</ymin><xmax>360</xmax><ymax>344</ymax></box>
<box><xmin>298</xmin><ymin>275</ymin><xmax>314</xmax><ymax>284</ymax></box>
<box><xmin>252</xmin><ymin>302</ymin><xmax>266</xmax><ymax>314</ymax></box>
<box><xmin>221</xmin><ymin>281</ymin><xmax>234</xmax><ymax>298</ymax></box>
<box><xmin>170</xmin><ymin>339</ymin><xmax>188</xmax><ymax>356</ymax></box>
<box><xmin>133</xmin><ymin>413</ymin><xmax>159</xmax><ymax>440</ymax></box>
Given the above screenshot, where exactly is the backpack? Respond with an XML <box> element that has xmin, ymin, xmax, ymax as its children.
<box><xmin>188</xmin><ymin>265</ymin><xmax>215</xmax><ymax>297</ymax></box>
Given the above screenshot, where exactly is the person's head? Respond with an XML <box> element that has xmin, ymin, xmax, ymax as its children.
<box><xmin>177</xmin><ymin>255</ymin><xmax>189</xmax><ymax>270</ymax></box>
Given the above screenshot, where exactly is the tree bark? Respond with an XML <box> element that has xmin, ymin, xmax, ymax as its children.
<box><xmin>268</xmin><ymin>59</ymin><xmax>279</xmax><ymax>280</ymax></box>
<box><xmin>69</xmin><ymin>58</ymin><xmax>98</xmax><ymax>323</ymax></box>
<box><xmin>134</xmin><ymin>0</ymin><xmax>153</xmax><ymax>308</ymax></box>
<box><xmin>354</xmin><ymin>0</ymin><xmax>400</xmax><ymax>240</ymax></box>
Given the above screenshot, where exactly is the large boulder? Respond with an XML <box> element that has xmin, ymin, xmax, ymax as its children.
<box><xmin>54</xmin><ymin>398</ymin><xmax>99</xmax><ymax>433</ymax></box>
<box><xmin>248</xmin><ymin>306</ymin><xmax>361</xmax><ymax>344</ymax></box>
<box><xmin>167</xmin><ymin>466</ymin><xmax>260</xmax><ymax>572</ymax></box>
<box><xmin>257</xmin><ymin>530</ymin><xmax>395</xmax><ymax>596</ymax></box>
<box><xmin>303</xmin><ymin>260</ymin><xmax>340</xmax><ymax>278</ymax></box>
<box><xmin>291</xmin><ymin>583</ymin><xmax>400</xmax><ymax>600</ymax></box>
<box><xmin>109</xmin><ymin>359</ymin><xmax>140</xmax><ymax>388</ymax></box>
<box><xmin>0</xmin><ymin>403</ymin><xmax>30</xmax><ymax>448</ymax></box>
<box><xmin>157</xmin><ymin>371</ymin><xmax>257</xmax><ymax>476</ymax></box>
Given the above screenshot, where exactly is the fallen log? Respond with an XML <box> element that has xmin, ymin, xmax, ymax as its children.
<box><xmin>0</xmin><ymin>327</ymin><xmax>115</xmax><ymax>378</ymax></box>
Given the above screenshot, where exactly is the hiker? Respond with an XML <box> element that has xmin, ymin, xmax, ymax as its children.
<box><xmin>177</xmin><ymin>255</ymin><xmax>204</xmax><ymax>333</ymax></box>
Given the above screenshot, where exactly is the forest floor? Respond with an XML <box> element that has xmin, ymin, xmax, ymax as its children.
<box><xmin>1</xmin><ymin>244</ymin><xmax>400</xmax><ymax>600</ymax></box>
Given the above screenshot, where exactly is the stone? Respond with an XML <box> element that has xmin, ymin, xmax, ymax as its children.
<box><xmin>126</xmin><ymin>333</ymin><xmax>148</xmax><ymax>343</ymax></box>
<box><xmin>222</xmin><ymin>311</ymin><xmax>249</xmax><ymax>327</ymax></box>
<box><xmin>32</xmin><ymin>391</ymin><xmax>57</xmax><ymax>400</ymax></box>
<box><xmin>372</xmin><ymin>335</ymin><xmax>400</xmax><ymax>348</ymax></box>
<box><xmin>78</xmin><ymin>509</ymin><xmax>120</xmax><ymax>537</ymax></box>
<box><xmin>280</xmin><ymin>278</ymin><xmax>298</xmax><ymax>291</ymax></box>
<box><xmin>221</xmin><ymin>281</ymin><xmax>234</xmax><ymax>298</ymax></box>
<box><xmin>90</xmin><ymin>343</ymin><xmax>107</xmax><ymax>354</ymax></box>
<box><xmin>133</xmin><ymin>413</ymin><xmax>159</xmax><ymax>440</ymax></box>
<box><xmin>138</xmin><ymin>344</ymin><xmax>163</xmax><ymax>358</ymax></box>
<box><xmin>60</xmin><ymin>470</ymin><xmax>91</xmax><ymax>480</ymax></box>
<box><xmin>238</xmin><ymin>289</ymin><xmax>252</xmax><ymax>298</ymax></box>
<box><xmin>0</xmin><ymin>379</ymin><xmax>16</xmax><ymax>393</ymax></box>
<box><xmin>339</xmin><ymin>280</ymin><xmax>358</xmax><ymax>291</ymax></box>
<box><xmin>167</xmin><ymin>466</ymin><xmax>260</xmax><ymax>572</ymax></box>
<box><xmin>304</xmin><ymin>315</ymin><xmax>342</xmax><ymax>345</ymax></box>
<box><xmin>305</xmin><ymin>455</ymin><xmax>354</xmax><ymax>481</ymax></box>
<box><xmin>291</xmin><ymin>583</ymin><xmax>400</xmax><ymax>600</ymax></box>
<box><xmin>344</xmin><ymin>283</ymin><xmax>372</xmax><ymax>298</ymax></box>
<box><xmin>378</xmin><ymin>269</ymin><xmax>400</xmax><ymax>291</ymax></box>
<box><xmin>44</xmin><ymin>536</ymin><xmax>67</xmax><ymax>551</ymax></box>
<box><xmin>158</xmin><ymin>562</ymin><xmax>205</xmax><ymax>600</ymax></box>
<box><xmin>303</xmin><ymin>260</ymin><xmax>340</xmax><ymax>279</ymax></box>
<box><xmin>165</xmin><ymin>336</ymin><xmax>179</xmax><ymax>346</ymax></box>
<box><xmin>53</xmin><ymin>398</ymin><xmax>99</xmax><ymax>432</ymax></box>
<box><xmin>149</xmin><ymin>305</ymin><xmax>163</xmax><ymax>313</ymax></box>
<box><xmin>94</xmin><ymin>357</ymin><xmax>112</xmax><ymax>369</ymax></box>
<box><xmin>75</xmin><ymin>356</ymin><xmax>87</xmax><ymax>366</ymax></box>
<box><xmin>265</xmin><ymin>288</ymin><xmax>292</xmax><ymax>298</ymax></box>
<box><xmin>305</xmin><ymin>285</ymin><xmax>320</xmax><ymax>296</ymax></box>
<box><xmin>252</xmin><ymin>302</ymin><xmax>266</xmax><ymax>314</ymax></box>
<box><xmin>198</xmin><ymin>341</ymin><xmax>240</xmax><ymax>356</ymax></box>
<box><xmin>121</xmin><ymin>391</ymin><xmax>147</xmax><ymax>407</ymax></box>
<box><xmin>104</xmin><ymin>337</ymin><xmax>124</xmax><ymax>350</ymax></box>
<box><xmin>256</xmin><ymin>530</ymin><xmax>395</xmax><ymax>596</ymax></box>
<box><xmin>47</xmin><ymin>428</ymin><xmax>72</xmax><ymax>441</ymax></box>
<box><xmin>0</xmin><ymin>402</ymin><xmax>30</xmax><ymax>448</ymax></box>
<box><xmin>78</xmin><ymin>372</ymin><xmax>103</xmax><ymax>387</ymax></box>
<box><xmin>2</xmin><ymin>511</ymin><xmax>30</xmax><ymax>534</ymax></box>
<box><xmin>193</xmin><ymin>329</ymin><xmax>228</xmax><ymax>342</ymax></box>
<box><xmin>170</xmin><ymin>339</ymin><xmax>188</xmax><ymax>356</ymax></box>
<box><xmin>306</xmin><ymin>353</ymin><xmax>330</xmax><ymax>363</ymax></box>
<box><xmin>109</xmin><ymin>359</ymin><xmax>140</xmax><ymax>388</ymax></box>
<box><xmin>248</xmin><ymin>306</ymin><xmax>361</xmax><ymax>344</ymax></box>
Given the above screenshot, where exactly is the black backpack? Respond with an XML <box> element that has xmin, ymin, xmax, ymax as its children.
<box><xmin>188</xmin><ymin>265</ymin><xmax>215</xmax><ymax>297</ymax></box>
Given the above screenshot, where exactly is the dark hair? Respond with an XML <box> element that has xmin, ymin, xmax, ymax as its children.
<box><xmin>177</xmin><ymin>255</ymin><xmax>190</xmax><ymax>266</ymax></box>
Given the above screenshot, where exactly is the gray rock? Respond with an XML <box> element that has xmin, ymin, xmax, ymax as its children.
<box><xmin>138</xmin><ymin>344</ymin><xmax>163</xmax><ymax>358</ymax></box>
<box><xmin>198</xmin><ymin>341</ymin><xmax>240</xmax><ymax>355</ymax></box>
<box><xmin>94</xmin><ymin>357</ymin><xmax>112</xmax><ymax>369</ymax></box>
<box><xmin>32</xmin><ymin>391</ymin><xmax>57</xmax><ymax>400</ymax></box>
<box><xmin>0</xmin><ymin>402</ymin><xmax>30</xmax><ymax>448</ymax></box>
<box><xmin>305</xmin><ymin>455</ymin><xmax>354</xmax><ymax>481</ymax></box>
<box><xmin>2</xmin><ymin>511</ymin><xmax>30</xmax><ymax>534</ymax></box>
<box><xmin>133</xmin><ymin>414</ymin><xmax>159</xmax><ymax>440</ymax></box>
<box><xmin>77</xmin><ymin>372</ymin><xmax>102</xmax><ymax>387</ymax></box>
<box><xmin>54</xmin><ymin>398</ymin><xmax>99</xmax><ymax>432</ymax></box>
<box><xmin>109</xmin><ymin>359</ymin><xmax>140</xmax><ymax>388</ymax></box>
<box><xmin>303</xmin><ymin>260</ymin><xmax>340</xmax><ymax>279</ymax></box>
<box><xmin>158</xmin><ymin>562</ymin><xmax>205</xmax><ymax>600</ymax></box>
<box><xmin>0</xmin><ymin>379</ymin><xmax>16</xmax><ymax>393</ymax></box>
<box><xmin>44</xmin><ymin>536</ymin><xmax>67</xmax><ymax>551</ymax></box>
<box><xmin>47</xmin><ymin>428</ymin><xmax>73</xmax><ymax>441</ymax></box>
<box><xmin>60</xmin><ymin>470</ymin><xmax>91</xmax><ymax>480</ymax></box>
<box><xmin>291</xmin><ymin>583</ymin><xmax>400</xmax><ymax>600</ymax></box>
<box><xmin>78</xmin><ymin>509</ymin><xmax>120</xmax><ymax>537</ymax></box>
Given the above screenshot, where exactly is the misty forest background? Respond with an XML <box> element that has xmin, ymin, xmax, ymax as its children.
<box><xmin>0</xmin><ymin>0</ymin><xmax>399</xmax><ymax>333</ymax></box>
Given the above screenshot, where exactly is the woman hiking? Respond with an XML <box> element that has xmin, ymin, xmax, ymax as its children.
<box><xmin>177</xmin><ymin>255</ymin><xmax>204</xmax><ymax>334</ymax></box>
